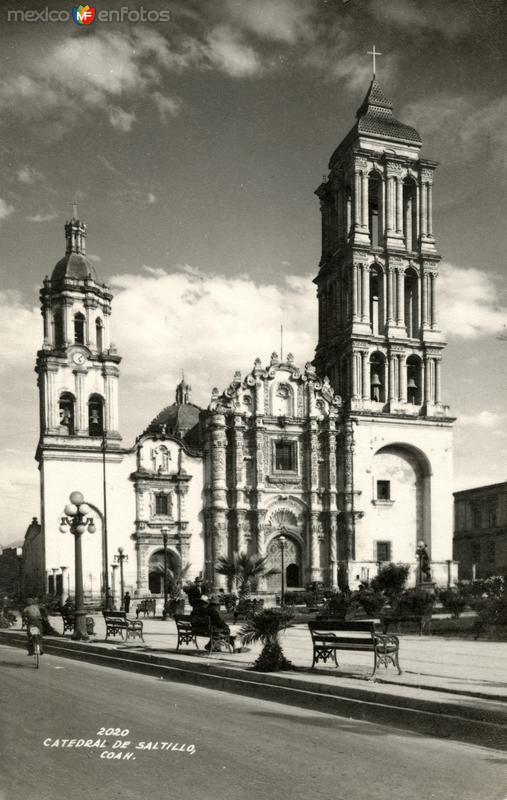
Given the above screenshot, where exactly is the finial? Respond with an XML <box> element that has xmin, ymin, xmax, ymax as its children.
<box><xmin>71</xmin><ymin>199</ymin><xmax>78</xmax><ymax>219</ymax></box>
<box><xmin>367</xmin><ymin>45</ymin><xmax>382</xmax><ymax>79</ymax></box>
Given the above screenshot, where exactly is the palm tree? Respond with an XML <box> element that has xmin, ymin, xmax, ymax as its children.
<box><xmin>240</xmin><ymin>607</ymin><xmax>295</xmax><ymax>671</ymax></box>
<box><xmin>215</xmin><ymin>551</ymin><xmax>274</xmax><ymax>597</ymax></box>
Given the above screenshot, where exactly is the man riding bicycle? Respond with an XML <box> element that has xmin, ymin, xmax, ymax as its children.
<box><xmin>23</xmin><ymin>598</ymin><xmax>44</xmax><ymax>656</ymax></box>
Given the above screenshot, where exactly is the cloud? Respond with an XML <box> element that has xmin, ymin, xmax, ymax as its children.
<box><xmin>152</xmin><ymin>91</ymin><xmax>183</xmax><ymax>122</ymax></box>
<box><xmin>402</xmin><ymin>93</ymin><xmax>507</xmax><ymax>170</ymax></box>
<box><xmin>368</xmin><ymin>0</ymin><xmax>473</xmax><ymax>38</ymax></box>
<box><xmin>17</xmin><ymin>165</ymin><xmax>44</xmax><ymax>184</ymax></box>
<box><xmin>147</xmin><ymin>193</ymin><xmax>157</xmax><ymax>204</ymax></box>
<box><xmin>97</xmin><ymin>155</ymin><xmax>122</xmax><ymax>174</ymax></box>
<box><xmin>88</xmin><ymin>253</ymin><xmax>102</xmax><ymax>264</ymax></box>
<box><xmin>205</xmin><ymin>26</ymin><xmax>263</xmax><ymax>78</ymax></box>
<box><xmin>457</xmin><ymin>410</ymin><xmax>506</xmax><ymax>429</ymax></box>
<box><xmin>0</xmin><ymin>198</ymin><xmax>14</xmax><ymax>221</ymax></box>
<box><xmin>109</xmin><ymin>266</ymin><xmax>315</xmax><ymax>410</ymax></box>
<box><xmin>224</xmin><ymin>0</ymin><xmax>314</xmax><ymax>43</ymax></box>
<box><xmin>26</xmin><ymin>212</ymin><xmax>58</xmax><ymax>223</ymax></box>
<box><xmin>439</xmin><ymin>263</ymin><xmax>507</xmax><ymax>339</ymax></box>
<box><xmin>108</xmin><ymin>107</ymin><xmax>136</xmax><ymax>132</ymax></box>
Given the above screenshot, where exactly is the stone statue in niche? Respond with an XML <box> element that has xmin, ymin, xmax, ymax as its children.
<box><xmin>274</xmin><ymin>383</ymin><xmax>292</xmax><ymax>416</ymax></box>
<box><xmin>151</xmin><ymin>445</ymin><xmax>171</xmax><ymax>473</ymax></box>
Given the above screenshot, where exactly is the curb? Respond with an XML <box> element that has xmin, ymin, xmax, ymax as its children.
<box><xmin>2</xmin><ymin>630</ymin><xmax>505</xmax><ymax>751</ymax></box>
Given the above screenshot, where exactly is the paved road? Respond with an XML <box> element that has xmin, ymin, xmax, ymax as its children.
<box><xmin>0</xmin><ymin>645</ymin><xmax>505</xmax><ymax>800</ymax></box>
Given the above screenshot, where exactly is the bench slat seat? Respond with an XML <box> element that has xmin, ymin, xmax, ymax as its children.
<box><xmin>308</xmin><ymin>620</ymin><xmax>401</xmax><ymax>679</ymax></box>
<box><xmin>102</xmin><ymin>611</ymin><xmax>144</xmax><ymax>642</ymax></box>
<box><xmin>175</xmin><ymin>615</ymin><xmax>236</xmax><ymax>655</ymax></box>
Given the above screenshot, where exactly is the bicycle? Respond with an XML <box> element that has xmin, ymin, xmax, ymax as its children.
<box><xmin>28</xmin><ymin>625</ymin><xmax>42</xmax><ymax>668</ymax></box>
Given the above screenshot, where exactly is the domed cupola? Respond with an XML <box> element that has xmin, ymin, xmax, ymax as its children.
<box><xmin>51</xmin><ymin>209</ymin><xmax>98</xmax><ymax>286</ymax></box>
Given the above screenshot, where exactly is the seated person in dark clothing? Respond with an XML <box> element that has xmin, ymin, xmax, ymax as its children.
<box><xmin>190</xmin><ymin>596</ymin><xmax>235</xmax><ymax>651</ymax></box>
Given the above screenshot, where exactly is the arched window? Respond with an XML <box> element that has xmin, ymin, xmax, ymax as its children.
<box><xmin>403</xmin><ymin>178</ymin><xmax>417</xmax><ymax>252</ymax></box>
<box><xmin>406</xmin><ymin>355</ymin><xmax>422</xmax><ymax>405</ymax></box>
<box><xmin>54</xmin><ymin>309</ymin><xmax>64</xmax><ymax>347</ymax></box>
<box><xmin>74</xmin><ymin>312</ymin><xmax>85</xmax><ymax>345</ymax></box>
<box><xmin>370</xmin><ymin>352</ymin><xmax>386</xmax><ymax>402</ymax></box>
<box><xmin>95</xmin><ymin>318</ymin><xmax>103</xmax><ymax>352</ymax></box>
<box><xmin>88</xmin><ymin>394</ymin><xmax>104</xmax><ymax>436</ymax></box>
<box><xmin>404</xmin><ymin>268</ymin><xmax>419</xmax><ymax>338</ymax></box>
<box><xmin>368</xmin><ymin>172</ymin><xmax>383</xmax><ymax>248</ymax></box>
<box><xmin>369</xmin><ymin>265</ymin><xmax>384</xmax><ymax>335</ymax></box>
<box><xmin>59</xmin><ymin>392</ymin><xmax>75</xmax><ymax>434</ymax></box>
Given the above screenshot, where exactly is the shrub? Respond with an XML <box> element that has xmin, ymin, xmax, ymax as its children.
<box><xmin>371</xmin><ymin>563</ymin><xmax>410</xmax><ymax>600</ymax></box>
<box><xmin>398</xmin><ymin>588</ymin><xmax>434</xmax><ymax>616</ymax></box>
<box><xmin>355</xmin><ymin>589</ymin><xmax>387</xmax><ymax>617</ymax></box>
<box><xmin>438</xmin><ymin>588</ymin><xmax>467</xmax><ymax>619</ymax></box>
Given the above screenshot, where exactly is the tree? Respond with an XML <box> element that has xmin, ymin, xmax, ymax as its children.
<box><xmin>215</xmin><ymin>551</ymin><xmax>274</xmax><ymax>597</ymax></box>
<box><xmin>371</xmin><ymin>563</ymin><xmax>410</xmax><ymax>601</ymax></box>
<box><xmin>240</xmin><ymin>607</ymin><xmax>294</xmax><ymax>671</ymax></box>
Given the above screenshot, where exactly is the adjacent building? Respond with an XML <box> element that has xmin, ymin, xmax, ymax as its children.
<box><xmin>454</xmin><ymin>482</ymin><xmax>507</xmax><ymax>579</ymax></box>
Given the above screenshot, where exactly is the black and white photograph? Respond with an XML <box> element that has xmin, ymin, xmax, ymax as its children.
<box><xmin>0</xmin><ymin>1</ymin><xmax>506</xmax><ymax>798</ymax></box>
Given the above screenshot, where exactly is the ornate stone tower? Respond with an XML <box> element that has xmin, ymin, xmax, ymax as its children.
<box><xmin>313</xmin><ymin>77</ymin><xmax>456</xmax><ymax>588</ymax></box>
<box><xmin>35</xmin><ymin>212</ymin><xmax>125</xmax><ymax>598</ymax></box>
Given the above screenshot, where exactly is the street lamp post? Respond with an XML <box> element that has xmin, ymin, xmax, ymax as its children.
<box><xmin>59</xmin><ymin>491</ymin><xmax>96</xmax><ymax>640</ymax></box>
<box><xmin>278</xmin><ymin>534</ymin><xmax>287</xmax><ymax>606</ymax></box>
<box><xmin>115</xmin><ymin>548</ymin><xmax>128</xmax><ymax>609</ymax></box>
<box><xmin>162</xmin><ymin>530</ymin><xmax>169</xmax><ymax>620</ymax></box>
<box><xmin>111</xmin><ymin>563</ymin><xmax>119</xmax><ymax>610</ymax></box>
<box><xmin>60</xmin><ymin>566</ymin><xmax>68</xmax><ymax>606</ymax></box>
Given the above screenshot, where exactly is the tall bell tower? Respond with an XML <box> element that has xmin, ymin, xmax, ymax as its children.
<box><xmin>313</xmin><ymin>71</ymin><xmax>456</xmax><ymax>588</ymax></box>
<box><xmin>35</xmin><ymin>211</ymin><xmax>125</xmax><ymax>597</ymax></box>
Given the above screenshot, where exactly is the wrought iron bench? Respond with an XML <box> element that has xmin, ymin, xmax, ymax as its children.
<box><xmin>60</xmin><ymin>610</ymin><xmax>75</xmax><ymax>634</ymax></box>
<box><xmin>102</xmin><ymin>611</ymin><xmax>144</xmax><ymax>642</ymax></box>
<box><xmin>308</xmin><ymin>620</ymin><xmax>402</xmax><ymax>679</ymax></box>
<box><xmin>136</xmin><ymin>598</ymin><xmax>157</xmax><ymax>618</ymax></box>
<box><xmin>380</xmin><ymin>611</ymin><xmax>432</xmax><ymax>636</ymax></box>
<box><xmin>174</xmin><ymin>615</ymin><xmax>236</xmax><ymax>655</ymax></box>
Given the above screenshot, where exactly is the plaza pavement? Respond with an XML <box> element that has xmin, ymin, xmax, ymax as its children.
<box><xmin>3</xmin><ymin>611</ymin><xmax>506</xmax><ymax>748</ymax></box>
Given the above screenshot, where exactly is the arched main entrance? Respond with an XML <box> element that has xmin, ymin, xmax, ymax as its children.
<box><xmin>265</xmin><ymin>535</ymin><xmax>303</xmax><ymax>592</ymax></box>
<box><xmin>148</xmin><ymin>549</ymin><xmax>179</xmax><ymax>594</ymax></box>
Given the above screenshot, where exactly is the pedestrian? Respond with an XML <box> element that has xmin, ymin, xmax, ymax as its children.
<box><xmin>123</xmin><ymin>592</ymin><xmax>131</xmax><ymax>613</ymax></box>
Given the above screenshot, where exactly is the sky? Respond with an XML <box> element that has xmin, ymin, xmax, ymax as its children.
<box><xmin>0</xmin><ymin>0</ymin><xmax>506</xmax><ymax>545</ymax></box>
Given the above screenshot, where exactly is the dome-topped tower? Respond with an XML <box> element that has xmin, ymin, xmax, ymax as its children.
<box><xmin>51</xmin><ymin>212</ymin><xmax>98</xmax><ymax>285</ymax></box>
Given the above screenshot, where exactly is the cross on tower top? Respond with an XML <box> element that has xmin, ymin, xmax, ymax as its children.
<box><xmin>71</xmin><ymin>199</ymin><xmax>78</xmax><ymax>219</ymax></box>
<box><xmin>367</xmin><ymin>45</ymin><xmax>382</xmax><ymax>78</ymax></box>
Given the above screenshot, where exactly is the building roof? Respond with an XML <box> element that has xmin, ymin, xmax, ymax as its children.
<box><xmin>143</xmin><ymin>401</ymin><xmax>202</xmax><ymax>448</ymax></box>
<box><xmin>329</xmin><ymin>79</ymin><xmax>421</xmax><ymax>167</ymax></box>
<box><xmin>51</xmin><ymin>252</ymin><xmax>98</xmax><ymax>284</ymax></box>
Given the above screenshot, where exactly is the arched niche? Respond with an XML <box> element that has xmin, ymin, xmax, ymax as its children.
<box><xmin>265</xmin><ymin>533</ymin><xmax>303</xmax><ymax>592</ymax></box>
<box><xmin>369</xmin><ymin>264</ymin><xmax>384</xmax><ymax>335</ymax></box>
<box><xmin>368</xmin><ymin>171</ymin><xmax>383</xmax><ymax>247</ymax></box>
<box><xmin>404</xmin><ymin>268</ymin><xmax>419</xmax><ymax>338</ymax></box>
<box><xmin>148</xmin><ymin>547</ymin><xmax>180</xmax><ymax>594</ymax></box>
<box><xmin>59</xmin><ymin>391</ymin><xmax>75</xmax><ymax>434</ymax></box>
<box><xmin>370</xmin><ymin>351</ymin><xmax>386</xmax><ymax>402</ymax></box>
<box><xmin>88</xmin><ymin>393</ymin><xmax>104</xmax><ymax>436</ymax></box>
<box><xmin>271</xmin><ymin>381</ymin><xmax>294</xmax><ymax>417</ymax></box>
<box><xmin>406</xmin><ymin>355</ymin><xmax>422</xmax><ymax>405</ymax></box>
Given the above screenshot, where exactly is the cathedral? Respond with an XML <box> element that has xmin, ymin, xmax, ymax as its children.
<box><xmin>24</xmin><ymin>77</ymin><xmax>456</xmax><ymax>602</ymax></box>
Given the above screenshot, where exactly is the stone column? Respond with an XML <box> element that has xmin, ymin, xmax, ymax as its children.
<box><xmin>386</xmin><ymin>267</ymin><xmax>395</xmax><ymax>323</ymax></box>
<box><xmin>388</xmin><ymin>355</ymin><xmax>397</xmax><ymax>403</ymax></box>
<box><xmin>351</xmin><ymin>264</ymin><xmax>359</xmax><ymax>321</ymax></box>
<box><xmin>396</xmin><ymin>177</ymin><xmax>403</xmax><ymax>234</ymax></box>
<box><xmin>85</xmin><ymin>301</ymin><xmax>97</xmax><ymax>349</ymax></box>
<box><xmin>74</xmin><ymin>368</ymin><xmax>87</xmax><ymax>433</ymax></box>
<box><xmin>427</xmin><ymin>183</ymin><xmax>433</xmax><ymax>237</ymax></box>
<box><xmin>421</xmin><ymin>272</ymin><xmax>429</xmax><ymax>327</ymax></box>
<box><xmin>342</xmin><ymin>422</ymin><xmax>355</xmax><ymax>563</ymax></box>
<box><xmin>423</xmin><ymin>358</ymin><xmax>431</xmax><ymax>405</ymax></box>
<box><xmin>103</xmin><ymin>365</ymin><xmax>119</xmax><ymax>433</ymax></box>
<box><xmin>354</xmin><ymin>171</ymin><xmax>361</xmax><ymax>229</ymax></box>
<box><xmin>399</xmin><ymin>355</ymin><xmax>407</xmax><ymax>404</ymax></box>
<box><xmin>47</xmin><ymin>365</ymin><xmax>59</xmax><ymax>430</ymax></box>
<box><xmin>361</xmin><ymin>351</ymin><xmax>369</xmax><ymax>400</ymax></box>
<box><xmin>43</xmin><ymin>306</ymin><xmax>52</xmax><ymax>346</ymax></box>
<box><xmin>361</xmin><ymin>264</ymin><xmax>370</xmax><ymax>322</ymax></box>
<box><xmin>435</xmin><ymin>359</ymin><xmax>442</xmax><ymax>404</ymax></box>
<box><xmin>396</xmin><ymin>268</ymin><xmax>405</xmax><ymax>327</ymax></box>
<box><xmin>361</xmin><ymin>172</ymin><xmax>369</xmax><ymax>231</ymax></box>
<box><xmin>102</xmin><ymin>306</ymin><xmax>111</xmax><ymax>350</ymax></box>
<box><xmin>329</xmin><ymin>515</ymin><xmax>338</xmax><ymax>588</ymax></box>
<box><xmin>420</xmin><ymin>182</ymin><xmax>428</xmax><ymax>237</ymax></box>
<box><xmin>62</xmin><ymin>299</ymin><xmax>72</xmax><ymax>346</ymax></box>
<box><xmin>310</xmin><ymin>513</ymin><xmax>320</xmax><ymax>582</ymax></box>
<box><xmin>430</xmin><ymin>273</ymin><xmax>438</xmax><ymax>328</ymax></box>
